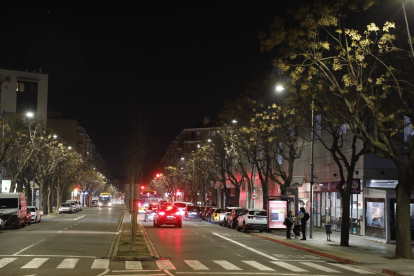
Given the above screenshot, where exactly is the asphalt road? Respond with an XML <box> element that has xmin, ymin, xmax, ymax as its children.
<box><xmin>1</xmin><ymin>207</ymin><xmax>383</xmax><ymax>276</ymax></box>
<box><xmin>142</xmin><ymin>218</ymin><xmax>383</xmax><ymax>276</ymax></box>
<box><xmin>0</xmin><ymin>204</ymin><xmax>124</xmax><ymax>276</ymax></box>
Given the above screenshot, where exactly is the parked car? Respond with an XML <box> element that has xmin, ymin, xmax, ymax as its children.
<box><xmin>219</xmin><ymin>207</ymin><xmax>237</xmax><ymax>227</ymax></box>
<box><xmin>66</xmin><ymin>202</ymin><xmax>78</xmax><ymax>212</ymax></box>
<box><xmin>26</xmin><ymin>210</ymin><xmax>32</xmax><ymax>225</ymax></box>
<box><xmin>59</xmin><ymin>203</ymin><xmax>74</xmax><ymax>214</ymax></box>
<box><xmin>0</xmin><ymin>192</ymin><xmax>29</xmax><ymax>229</ymax></box>
<box><xmin>153</xmin><ymin>205</ymin><xmax>182</xmax><ymax>228</ymax></box>
<box><xmin>91</xmin><ymin>200</ymin><xmax>99</xmax><ymax>207</ymax></box>
<box><xmin>67</xmin><ymin>200</ymin><xmax>82</xmax><ymax>211</ymax></box>
<box><xmin>211</xmin><ymin>208</ymin><xmax>224</xmax><ymax>224</ymax></box>
<box><xmin>202</xmin><ymin>206</ymin><xmax>215</xmax><ymax>220</ymax></box>
<box><xmin>236</xmin><ymin>209</ymin><xmax>268</xmax><ymax>233</ymax></box>
<box><xmin>184</xmin><ymin>205</ymin><xmax>202</xmax><ymax>221</ymax></box>
<box><xmin>173</xmin><ymin>202</ymin><xmax>188</xmax><ymax>215</ymax></box>
<box><xmin>227</xmin><ymin>208</ymin><xmax>246</xmax><ymax>229</ymax></box>
<box><xmin>27</xmin><ymin>206</ymin><xmax>41</xmax><ymax>223</ymax></box>
<box><xmin>205</xmin><ymin>207</ymin><xmax>217</xmax><ymax>223</ymax></box>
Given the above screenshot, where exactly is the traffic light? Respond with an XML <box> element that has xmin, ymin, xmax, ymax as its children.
<box><xmin>155</xmin><ymin>173</ymin><xmax>160</xmax><ymax>179</ymax></box>
<box><xmin>141</xmin><ymin>184</ymin><xmax>145</xmax><ymax>190</ymax></box>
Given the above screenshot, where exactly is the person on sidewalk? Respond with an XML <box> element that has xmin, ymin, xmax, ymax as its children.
<box><xmin>284</xmin><ymin>211</ymin><xmax>294</xmax><ymax>239</ymax></box>
<box><xmin>293</xmin><ymin>212</ymin><xmax>301</xmax><ymax>239</ymax></box>
<box><xmin>300</xmin><ymin>207</ymin><xmax>309</xmax><ymax>240</ymax></box>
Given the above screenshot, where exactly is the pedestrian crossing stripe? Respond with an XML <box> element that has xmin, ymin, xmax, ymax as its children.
<box><xmin>0</xmin><ymin>257</ymin><xmax>376</xmax><ymax>273</ymax></box>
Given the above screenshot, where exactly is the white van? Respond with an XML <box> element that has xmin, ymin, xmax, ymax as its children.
<box><xmin>0</xmin><ymin>193</ymin><xmax>29</xmax><ymax>228</ymax></box>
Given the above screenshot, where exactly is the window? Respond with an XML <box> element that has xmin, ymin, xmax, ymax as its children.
<box><xmin>0</xmin><ymin>198</ymin><xmax>18</xmax><ymax>208</ymax></box>
<box><xmin>249</xmin><ymin>210</ymin><xmax>267</xmax><ymax>216</ymax></box>
<box><xmin>316</xmin><ymin>114</ymin><xmax>322</xmax><ymax>137</ymax></box>
<box><xmin>16</xmin><ymin>81</ymin><xmax>38</xmax><ymax>114</ymax></box>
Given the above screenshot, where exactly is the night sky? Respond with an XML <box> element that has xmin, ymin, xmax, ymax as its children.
<box><xmin>0</xmin><ymin>1</ymin><xmax>307</xmax><ymax>180</ymax></box>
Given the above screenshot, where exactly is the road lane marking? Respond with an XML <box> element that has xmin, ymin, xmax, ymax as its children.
<box><xmin>213</xmin><ymin>260</ymin><xmax>242</xmax><ymax>270</ymax></box>
<box><xmin>184</xmin><ymin>260</ymin><xmax>209</xmax><ymax>270</ymax></box>
<box><xmin>164</xmin><ymin>270</ymin><xmax>174</xmax><ymax>276</ymax></box>
<box><xmin>270</xmin><ymin>261</ymin><xmax>309</xmax><ymax>272</ymax></box>
<box><xmin>156</xmin><ymin>260</ymin><xmax>176</xmax><ymax>270</ymax></box>
<box><xmin>126</xmin><ymin>261</ymin><xmax>143</xmax><ymax>270</ymax></box>
<box><xmin>0</xmin><ymin>254</ymin><xmax>97</xmax><ymax>258</ymax></box>
<box><xmin>91</xmin><ymin>259</ymin><xmax>110</xmax><ymax>269</ymax></box>
<box><xmin>21</xmin><ymin>258</ymin><xmax>49</xmax><ymax>268</ymax></box>
<box><xmin>329</xmin><ymin>263</ymin><xmax>376</xmax><ymax>274</ymax></box>
<box><xmin>73</xmin><ymin>215</ymin><xmax>85</xmax><ymax>220</ymax></box>
<box><xmin>0</xmin><ymin>258</ymin><xmax>17</xmax><ymax>268</ymax></box>
<box><xmin>299</xmin><ymin>262</ymin><xmax>340</xmax><ymax>273</ymax></box>
<box><xmin>242</xmin><ymin>261</ymin><xmax>275</xmax><ymax>271</ymax></box>
<box><xmin>212</xmin><ymin>233</ymin><xmax>279</xmax><ymax>261</ymax></box>
<box><xmin>57</xmin><ymin>258</ymin><xmax>79</xmax><ymax>269</ymax></box>
<box><xmin>13</xmin><ymin>239</ymin><xmax>46</xmax><ymax>255</ymax></box>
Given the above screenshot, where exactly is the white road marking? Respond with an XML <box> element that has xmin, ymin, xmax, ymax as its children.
<box><xmin>156</xmin><ymin>260</ymin><xmax>176</xmax><ymax>270</ymax></box>
<box><xmin>0</xmin><ymin>255</ymin><xmax>97</xmax><ymax>258</ymax></box>
<box><xmin>73</xmin><ymin>215</ymin><xmax>85</xmax><ymax>220</ymax></box>
<box><xmin>56</xmin><ymin>258</ymin><xmax>79</xmax><ymax>269</ymax></box>
<box><xmin>213</xmin><ymin>260</ymin><xmax>242</xmax><ymax>270</ymax></box>
<box><xmin>126</xmin><ymin>261</ymin><xmax>143</xmax><ymax>270</ymax></box>
<box><xmin>164</xmin><ymin>269</ymin><xmax>174</xmax><ymax>276</ymax></box>
<box><xmin>0</xmin><ymin>258</ymin><xmax>17</xmax><ymax>268</ymax></box>
<box><xmin>242</xmin><ymin>261</ymin><xmax>275</xmax><ymax>271</ymax></box>
<box><xmin>300</xmin><ymin>262</ymin><xmax>340</xmax><ymax>273</ymax></box>
<box><xmin>21</xmin><ymin>258</ymin><xmax>49</xmax><ymax>268</ymax></box>
<box><xmin>270</xmin><ymin>261</ymin><xmax>309</xmax><ymax>272</ymax></box>
<box><xmin>329</xmin><ymin>263</ymin><xmax>376</xmax><ymax>274</ymax></box>
<box><xmin>91</xmin><ymin>259</ymin><xmax>110</xmax><ymax>269</ymax></box>
<box><xmin>184</xmin><ymin>260</ymin><xmax>209</xmax><ymax>270</ymax></box>
<box><xmin>112</xmin><ymin>270</ymin><xmax>162</xmax><ymax>272</ymax></box>
<box><xmin>212</xmin><ymin>233</ymin><xmax>279</xmax><ymax>261</ymax></box>
<box><xmin>13</xmin><ymin>239</ymin><xmax>46</xmax><ymax>255</ymax></box>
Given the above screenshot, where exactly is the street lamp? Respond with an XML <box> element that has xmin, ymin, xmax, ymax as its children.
<box><xmin>275</xmin><ymin>85</ymin><xmax>284</xmax><ymax>92</ymax></box>
<box><xmin>26</xmin><ymin>112</ymin><xmax>36</xmax><ymax>206</ymax></box>
<box><xmin>232</xmin><ymin>120</ymin><xmax>237</xmax><ymax>123</ymax></box>
<box><xmin>68</xmin><ymin>146</ymin><xmax>72</xmax><ymax>150</ymax></box>
<box><xmin>401</xmin><ymin>0</ymin><xmax>414</xmax><ymax>58</ymax></box>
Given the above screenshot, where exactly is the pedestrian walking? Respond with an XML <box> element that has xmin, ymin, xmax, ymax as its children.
<box><xmin>284</xmin><ymin>211</ymin><xmax>293</xmax><ymax>239</ymax></box>
<box><xmin>300</xmin><ymin>207</ymin><xmax>310</xmax><ymax>240</ymax></box>
<box><xmin>293</xmin><ymin>212</ymin><xmax>301</xmax><ymax>239</ymax></box>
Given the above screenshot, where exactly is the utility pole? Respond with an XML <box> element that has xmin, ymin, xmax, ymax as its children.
<box><xmin>310</xmin><ymin>95</ymin><xmax>315</xmax><ymax>239</ymax></box>
<box><xmin>0</xmin><ymin>108</ymin><xmax>4</xmax><ymax>193</ymax></box>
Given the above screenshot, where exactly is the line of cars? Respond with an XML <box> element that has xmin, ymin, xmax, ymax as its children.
<box><xmin>0</xmin><ymin>193</ymin><xmax>42</xmax><ymax>230</ymax></box>
<box><xmin>58</xmin><ymin>200</ymin><xmax>83</xmax><ymax>214</ymax></box>
<box><xmin>201</xmin><ymin>206</ymin><xmax>269</xmax><ymax>233</ymax></box>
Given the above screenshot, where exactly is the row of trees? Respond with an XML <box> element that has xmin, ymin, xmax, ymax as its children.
<box><xmin>151</xmin><ymin>0</ymin><xmax>414</xmax><ymax>258</ymax></box>
<box><xmin>0</xmin><ymin>112</ymin><xmax>109</xmax><ymax>214</ymax></box>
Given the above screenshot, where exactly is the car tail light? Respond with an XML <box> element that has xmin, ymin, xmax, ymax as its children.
<box><xmin>158</xmin><ymin>212</ymin><xmax>165</xmax><ymax>216</ymax></box>
<box><xmin>176</xmin><ymin>211</ymin><xmax>181</xmax><ymax>216</ymax></box>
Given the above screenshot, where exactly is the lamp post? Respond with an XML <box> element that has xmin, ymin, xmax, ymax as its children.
<box><xmin>309</xmin><ymin>95</ymin><xmax>315</xmax><ymax>239</ymax></box>
<box><xmin>0</xmin><ymin>107</ymin><xmax>4</xmax><ymax>193</ymax></box>
<box><xmin>26</xmin><ymin>112</ymin><xmax>36</xmax><ymax>206</ymax></box>
<box><xmin>402</xmin><ymin>0</ymin><xmax>414</xmax><ymax>58</ymax></box>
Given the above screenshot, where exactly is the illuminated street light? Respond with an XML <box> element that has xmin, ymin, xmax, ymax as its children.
<box><xmin>26</xmin><ymin>112</ymin><xmax>34</xmax><ymax>118</ymax></box>
<box><xmin>181</xmin><ymin>157</ymin><xmax>184</xmax><ymax>160</ymax></box>
<box><xmin>207</xmin><ymin>139</ymin><xmax>211</xmax><ymax>142</ymax></box>
<box><xmin>275</xmin><ymin>85</ymin><xmax>284</xmax><ymax>92</ymax></box>
<box><xmin>53</xmin><ymin>134</ymin><xmax>57</xmax><ymax>138</ymax></box>
<box><xmin>68</xmin><ymin>146</ymin><xmax>72</xmax><ymax>150</ymax></box>
<box><xmin>232</xmin><ymin>120</ymin><xmax>237</xmax><ymax>123</ymax></box>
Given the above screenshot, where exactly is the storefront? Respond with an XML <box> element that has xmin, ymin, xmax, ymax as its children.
<box><xmin>312</xmin><ymin>179</ymin><xmax>363</xmax><ymax>235</ymax></box>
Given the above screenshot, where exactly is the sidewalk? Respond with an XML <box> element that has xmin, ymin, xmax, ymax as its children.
<box><xmin>40</xmin><ymin>210</ymin><xmax>64</xmax><ymax>220</ymax></box>
<box><xmin>252</xmin><ymin>228</ymin><xmax>414</xmax><ymax>276</ymax></box>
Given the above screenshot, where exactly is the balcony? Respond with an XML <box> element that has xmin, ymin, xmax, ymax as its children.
<box><xmin>183</xmin><ymin>135</ymin><xmax>202</xmax><ymax>142</ymax></box>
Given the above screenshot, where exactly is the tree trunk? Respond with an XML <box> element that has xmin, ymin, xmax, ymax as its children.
<box><xmin>48</xmin><ymin>186</ymin><xmax>53</xmax><ymax>213</ymax></box>
<box><xmin>262</xmin><ymin>178</ymin><xmax>269</xmax><ymax>210</ymax></box>
<box><xmin>395</xmin><ymin>168</ymin><xmax>413</xmax><ymax>259</ymax></box>
<box><xmin>235</xmin><ymin>185</ymin><xmax>240</xmax><ymax>207</ymax></box>
<box><xmin>340</xmin><ymin>190</ymin><xmax>351</xmax><ymax>246</ymax></box>
<box><xmin>42</xmin><ymin>186</ymin><xmax>49</xmax><ymax>214</ymax></box>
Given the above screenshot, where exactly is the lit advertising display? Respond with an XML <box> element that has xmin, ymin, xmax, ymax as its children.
<box><xmin>268</xmin><ymin>200</ymin><xmax>287</xmax><ymax>229</ymax></box>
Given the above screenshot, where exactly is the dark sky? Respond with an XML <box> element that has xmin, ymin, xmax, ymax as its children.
<box><xmin>0</xmin><ymin>2</ymin><xmax>304</xmax><ymax>180</ymax></box>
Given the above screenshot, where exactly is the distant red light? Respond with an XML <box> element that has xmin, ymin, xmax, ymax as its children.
<box><xmin>141</xmin><ymin>185</ymin><xmax>145</xmax><ymax>189</ymax></box>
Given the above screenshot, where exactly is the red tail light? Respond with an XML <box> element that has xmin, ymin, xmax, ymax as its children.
<box><xmin>158</xmin><ymin>212</ymin><xmax>165</xmax><ymax>216</ymax></box>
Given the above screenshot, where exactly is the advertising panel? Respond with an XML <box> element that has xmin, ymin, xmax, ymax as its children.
<box><xmin>268</xmin><ymin>200</ymin><xmax>287</xmax><ymax>229</ymax></box>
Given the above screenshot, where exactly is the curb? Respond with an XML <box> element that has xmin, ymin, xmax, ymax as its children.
<box><xmin>251</xmin><ymin>233</ymin><xmax>357</xmax><ymax>265</ymax></box>
<box><xmin>106</xmin><ymin>210</ymin><xmax>125</xmax><ymax>259</ymax></box>
<box><xmin>139</xmin><ymin>220</ymin><xmax>160</xmax><ymax>259</ymax></box>
<box><xmin>382</xmin><ymin>269</ymin><xmax>412</xmax><ymax>276</ymax></box>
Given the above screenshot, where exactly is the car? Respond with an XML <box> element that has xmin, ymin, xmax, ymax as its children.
<box><xmin>153</xmin><ymin>205</ymin><xmax>182</xmax><ymax>228</ymax></box>
<box><xmin>145</xmin><ymin>206</ymin><xmax>156</xmax><ymax>221</ymax></box>
<box><xmin>205</xmin><ymin>207</ymin><xmax>217</xmax><ymax>223</ymax></box>
<box><xmin>0</xmin><ymin>192</ymin><xmax>29</xmax><ymax>229</ymax></box>
<box><xmin>236</xmin><ymin>209</ymin><xmax>268</xmax><ymax>233</ymax></box>
<box><xmin>219</xmin><ymin>207</ymin><xmax>237</xmax><ymax>227</ymax></box>
<box><xmin>173</xmin><ymin>202</ymin><xmax>188</xmax><ymax>216</ymax></box>
<box><xmin>59</xmin><ymin>203</ymin><xmax>74</xmax><ymax>214</ymax></box>
<box><xmin>202</xmin><ymin>206</ymin><xmax>216</xmax><ymax>220</ymax></box>
<box><xmin>26</xmin><ymin>210</ymin><xmax>32</xmax><ymax>225</ymax></box>
<box><xmin>66</xmin><ymin>202</ymin><xmax>78</xmax><ymax>212</ymax></box>
<box><xmin>227</xmin><ymin>208</ymin><xmax>246</xmax><ymax>229</ymax></box>
<box><xmin>183</xmin><ymin>205</ymin><xmax>202</xmax><ymax>221</ymax></box>
<box><xmin>27</xmin><ymin>206</ymin><xmax>41</xmax><ymax>223</ymax></box>
<box><xmin>91</xmin><ymin>200</ymin><xmax>99</xmax><ymax>207</ymax></box>
<box><xmin>67</xmin><ymin>200</ymin><xmax>82</xmax><ymax>211</ymax></box>
<box><xmin>0</xmin><ymin>217</ymin><xmax>4</xmax><ymax>230</ymax></box>
<box><xmin>211</xmin><ymin>208</ymin><xmax>224</xmax><ymax>224</ymax></box>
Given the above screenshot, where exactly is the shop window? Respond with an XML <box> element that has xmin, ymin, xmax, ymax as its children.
<box><xmin>365</xmin><ymin>198</ymin><xmax>386</xmax><ymax>239</ymax></box>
